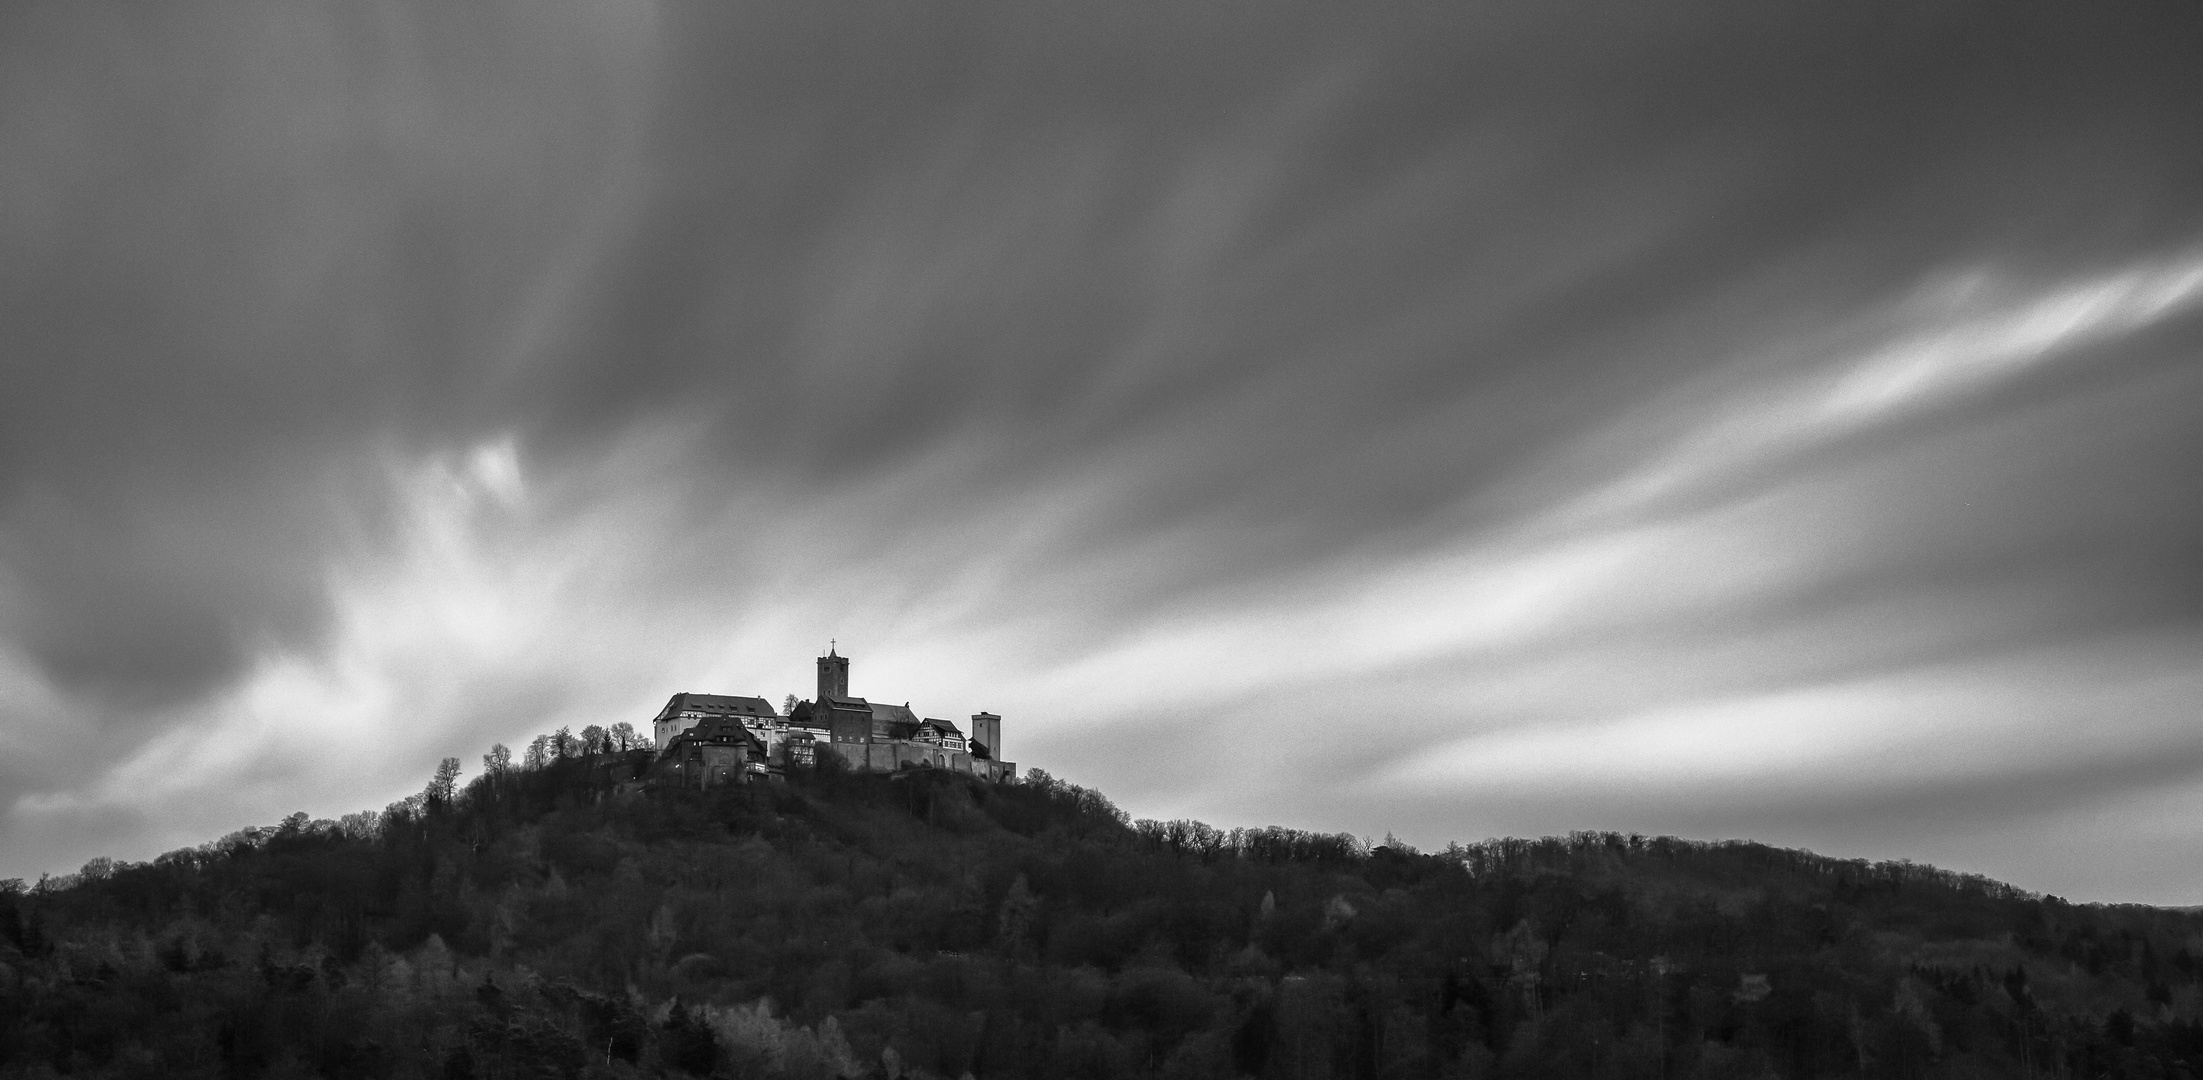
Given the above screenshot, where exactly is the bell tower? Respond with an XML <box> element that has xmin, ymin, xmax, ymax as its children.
<box><xmin>816</xmin><ymin>643</ymin><xmax>849</xmax><ymax>701</ymax></box>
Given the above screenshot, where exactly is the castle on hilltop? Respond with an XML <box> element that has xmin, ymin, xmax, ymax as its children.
<box><xmin>645</xmin><ymin>646</ymin><xmax>1016</xmax><ymax>788</ymax></box>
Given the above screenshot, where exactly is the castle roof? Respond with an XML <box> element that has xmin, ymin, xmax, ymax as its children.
<box><xmin>920</xmin><ymin>717</ymin><xmax>963</xmax><ymax>736</ymax></box>
<box><xmin>867</xmin><ymin>701</ymin><xmax>919</xmax><ymax>727</ymax></box>
<box><xmin>663</xmin><ymin>716</ymin><xmax>766</xmax><ymax>750</ymax></box>
<box><xmin>655</xmin><ymin>692</ymin><xmax>778</xmax><ymax>721</ymax></box>
<box><xmin>782</xmin><ymin>700</ymin><xmax>827</xmax><ymax>726</ymax></box>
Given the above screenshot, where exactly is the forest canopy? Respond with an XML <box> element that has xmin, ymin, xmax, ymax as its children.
<box><xmin>5</xmin><ymin>743</ymin><xmax>2203</xmax><ymax>1079</ymax></box>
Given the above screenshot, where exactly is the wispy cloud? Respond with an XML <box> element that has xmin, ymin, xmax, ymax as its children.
<box><xmin>1564</xmin><ymin>251</ymin><xmax>2203</xmax><ymax>529</ymax></box>
<box><xmin>3</xmin><ymin>1</ymin><xmax>2202</xmax><ymax>902</ymax></box>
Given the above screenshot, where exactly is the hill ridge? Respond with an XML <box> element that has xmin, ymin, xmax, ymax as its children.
<box><xmin>6</xmin><ymin>750</ymin><xmax>2202</xmax><ymax>1078</ymax></box>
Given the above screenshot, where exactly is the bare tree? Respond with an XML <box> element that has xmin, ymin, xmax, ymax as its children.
<box><xmin>482</xmin><ymin>743</ymin><xmax>512</xmax><ymax>774</ymax></box>
<box><xmin>423</xmin><ymin>757</ymin><xmax>463</xmax><ymax>809</ymax></box>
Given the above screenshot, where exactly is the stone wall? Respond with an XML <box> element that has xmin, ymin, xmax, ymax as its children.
<box><xmin>822</xmin><ymin>740</ymin><xmax>1017</xmax><ymax>782</ymax></box>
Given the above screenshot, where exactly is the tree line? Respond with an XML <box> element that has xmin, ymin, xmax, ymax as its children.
<box><xmin>5</xmin><ymin>738</ymin><xmax>2203</xmax><ymax>1078</ymax></box>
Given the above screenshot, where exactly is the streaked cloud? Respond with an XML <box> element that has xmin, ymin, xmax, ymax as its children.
<box><xmin>1565</xmin><ymin>251</ymin><xmax>2203</xmax><ymax>530</ymax></box>
<box><xmin>3</xmin><ymin>0</ymin><xmax>2201</xmax><ymax>902</ymax></box>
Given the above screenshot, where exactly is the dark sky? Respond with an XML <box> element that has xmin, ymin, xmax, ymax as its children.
<box><xmin>4</xmin><ymin>2</ymin><xmax>2202</xmax><ymax>901</ymax></box>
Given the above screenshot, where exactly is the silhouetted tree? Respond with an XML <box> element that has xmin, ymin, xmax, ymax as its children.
<box><xmin>425</xmin><ymin>757</ymin><xmax>463</xmax><ymax>808</ymax></box>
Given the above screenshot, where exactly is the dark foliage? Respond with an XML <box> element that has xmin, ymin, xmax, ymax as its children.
<box><xmin>5</xmin><ymin>753</ymin><xmax>2203</xmax><ymax>1079</ymax></box>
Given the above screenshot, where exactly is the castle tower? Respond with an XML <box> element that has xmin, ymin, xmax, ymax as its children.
<box><xmin>970</xmin><ymin>712</ymin><xmax>1001</xmax><ymax>761</ymax></box>
<box><xmin>817</xmin><ymin>644</ymin><xmax>849</xmax><ymax>702</ymax></box>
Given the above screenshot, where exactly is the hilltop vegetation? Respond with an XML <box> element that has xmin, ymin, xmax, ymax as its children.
<box><xmin>5</xmin><ymin>750</ymin><xmax>2203</xmax><ymax>1079</ymax></box>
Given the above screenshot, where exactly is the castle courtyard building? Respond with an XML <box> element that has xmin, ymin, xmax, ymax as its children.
<box><xmin>651</xmin><ymin>716</ymin><xmax>769</xmax><ymax>789</ymax></box>
<box><xmin>652</xmin><ymin>692</ymin><xmax>780</xmax><ymax>750</ymax></box>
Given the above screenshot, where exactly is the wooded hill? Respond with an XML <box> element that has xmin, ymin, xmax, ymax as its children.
<box><xmin>5</xmin><ymin>749</ymin><xmax>2202</xmax><ymax>1079</ymax></box>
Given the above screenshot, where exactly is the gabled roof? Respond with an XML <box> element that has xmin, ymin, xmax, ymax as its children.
<box><xmin>663</xmin><ymin>716</ymin><xmax>766</xmax><ymax>750</ymax></box>
<box><xmin>655</xmin><ymin>693</ymin><xmax>778</xmax><ymax>721</ymax></box>
<box><xmin>920</xmin><ymin>717</ymin><xmax>964</xmax><ymax>737</ymax></box>
<box><xmin>867</xmin><ymin>702</ymin><xmax>919</xmax><ymax>727</ymax></box>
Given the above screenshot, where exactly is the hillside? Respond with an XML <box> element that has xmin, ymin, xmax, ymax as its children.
<box><xmin>5</xmin><ymin>752</ymin><xmax>2202</xmax><ymax>1080</ymax></box>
